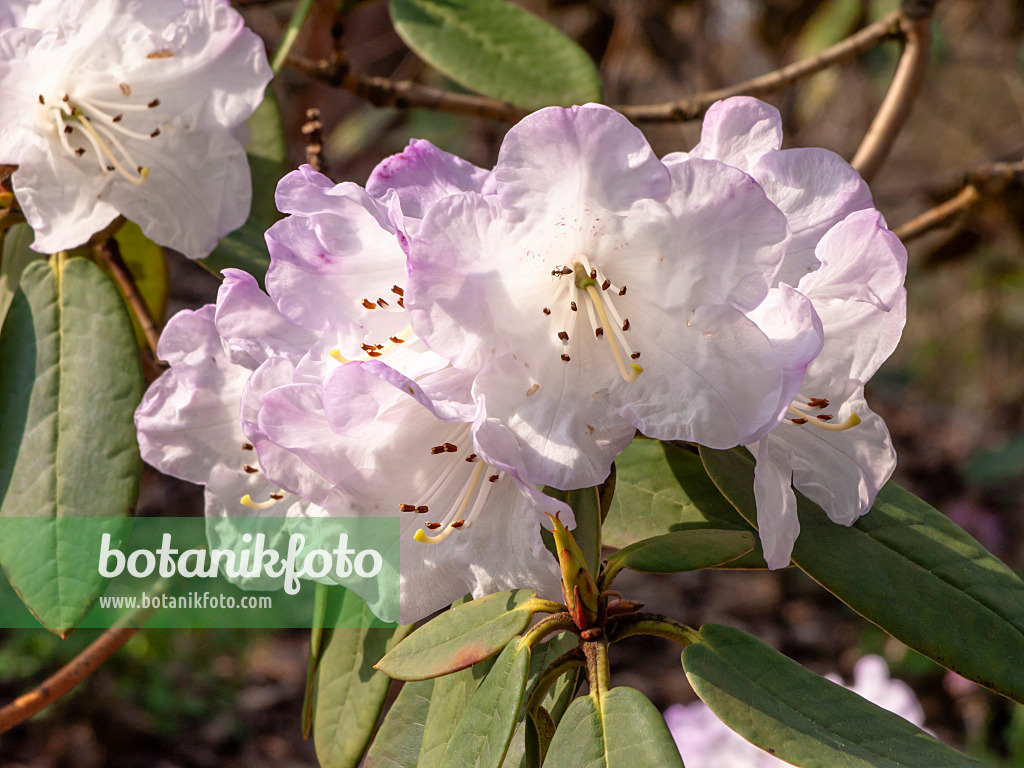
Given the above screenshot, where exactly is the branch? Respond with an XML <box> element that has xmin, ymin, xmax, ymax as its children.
<box><xmin>894</xmin><ymin>160</ymin><xmax>1024</xmax><ymax>243</ymax></box>
<box><xmin>0</xmin><ymin>626</ymin><xmax>139</xmax><ymax>732</ymax></box>
<box><xmin>619</xmin><ymin>11</ymin><xmax>904</xmax><ymax>123</ymax></box>
<box><xmin>94</xmin><ymin>236</ymin><xmax>162</xmax><ymax>359</ymax></box>
<box><xmin>851</xmin><ymin>15</ymin><xmax>933</xmax><ymax>182</ymax></box>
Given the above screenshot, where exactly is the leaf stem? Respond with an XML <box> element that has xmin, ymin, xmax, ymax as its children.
<box><xmin>607</xmin><ymin>613</ymin><xmax>700</xmax><ymax>646</ymax></box>
<box><xmin>525</xmin><ymin>648</ymin><xmax>584</xmax><ymax>721</ymax></box>
<box><xmin>583</xmin><ymin>639</ymin><xmax>610</xmax><ymax>701</ymax></box>
<box><xmin>94</xmin><ymin>235</ymin><xmax>161</xmax><ymax>359</ymax></box>
<box><xmin>520</xmin><ymin>613</ymin><xmax>576</xmax><ymax>650</ymax></box>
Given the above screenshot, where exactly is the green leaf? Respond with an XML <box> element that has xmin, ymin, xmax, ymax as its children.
<box><xmin>605</xmin><ymin>529</ymin><xmax>755</xmax><ymax>581</ymax></box>
<box><xmin>201</xmin><ymin>88</ymin><xmax>287</xmax><ymax>286</ymax></box>
<box><xmin>683</xmin><ymin>623</ymin><xmax>986</xmax><ymax>768</ymax></box>
<box><xmin>418</xmin><ymin>655</ymin><xmax>497</xmax><ymax>768</ymax></box>
<box><xmin>701</xmin><ymin>446</ymin><xmax>1024</xmax><ymax>704</ymax></box>
<box><xmin>0</xmin><ymin>257</ymin><xmax>142</xmax><ymax>635</ymax></box>
<box><xmin>0</xmin><ymin>223</ymin><xmax>42</xmax><ymax>335</ymax></box>
<box><xmin>364</xmin><ymin>679</ymin><xmax>435</xmax><ymax>768</ymax></box>
<box><xmin>313</xmin><ymin>590</ymin><xmax>414</xmax><ymax>768</ymax></box>
<box><xmin>544</xmin><ymin>687</ymin><xmax>684</xmax><ymax>768</ymax></box>
<box><xmin>376</xmin><ymin>589</ymin><xmax>538</xmax><ymax>681</ymax></box>
<box><xmin>389</xmin><ymin>0</ymin><xmax>602</xmax><ymax>110</ymax></box>
<box><xmin>439</xmin><ymin>638</ymin><xmax>531</xmax><ymax>768</ymax></box>
<box><xmin>501</xmin><ymin>633</ymin><xmax>580</xmax><ymax>768</ymax></box>
<box><xmin>604</xmin><ymin>439</ymin><xmax>767</xmax><ymax>567</ymax></box>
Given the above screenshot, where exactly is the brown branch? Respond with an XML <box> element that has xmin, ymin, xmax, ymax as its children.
<box><xmin>619</xmin><ymin>11</ymin><xmax>905</xmax><ymax>123</ymax></box>
<box><xmin>851</xmin><ymin>16</ymin><xmax>932</xmax><ymax>182</ymax></box>
<box><xmin>94</xmin><ymin>236</ymin><xmax>162</xmax><ymax>359</ymax></box>
<box><xmin>894</xmin><ymin>160</ymin><xmax>1024</xmax><ymax>243</ymax></box>
<box><xmin>0</xmin><ymin>626</ymin><xmax>139</xmax><ymax>732</ymax></box>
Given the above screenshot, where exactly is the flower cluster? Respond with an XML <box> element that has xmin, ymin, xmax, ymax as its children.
<box><xmin>137</xmin><ymin>96</ymin><xmax>906</xmax><ymax>622</ymax></box>
<box><xmin>665</xmin><ymin>655</ymin><xmax>927</xmax><ymax>767</ymax></box>
<box><xmin>0</xmin><ymin>0</ymin><xmax>271</xmax><ymax>258</ymax></box>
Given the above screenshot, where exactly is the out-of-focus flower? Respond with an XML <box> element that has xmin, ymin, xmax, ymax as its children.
<box><xmin>665</xmin><ymin>655</ymin><xmax>926</xmax><ymax>767</ymax></box>
<box><xmin>0</xmin><ymin>0</ymin><xmax>271</xmax><ymax>257</ymax></box>
<box><xmin>405</xmin><ymin>103</ymin><xmax>821</xmax><ymax>490</ymax></box>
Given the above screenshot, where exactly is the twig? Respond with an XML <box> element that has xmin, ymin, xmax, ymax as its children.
<box><xmin>0</xmin><ymin>626</ymin><xmax>139</xmax><ymax>732</ymax></box>
<box><xmin>94</xmin><ymin>236</ymin><xmax>162</xmax><ymax>358</ymax></box>
<box><xmin>619</xmin><ymin>11</ymin><xmax>904</xmax><ymax>123</ymax></box>
<box><xmin>287</xmin><ymin>53</ymin><xmax>529</xmax><ymax>122</ymax></box>
<box><xmin>894</xmin><ymin>160</ymin><xmax>1024</xmax><ymax>243</ymax></box>
<box><xmin>302</xmin><ymin>107</ymin><xmax>326</xmax><ymax>175</ymax></box>
<box><xmin>851</xmin><ymin>16</ymin><xmax>932</xmax><ymax>182</ymax></box>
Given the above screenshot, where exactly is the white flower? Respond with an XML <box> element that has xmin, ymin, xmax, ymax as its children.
<box><xmin>0</xmin><ymin>0</ymin><xmax>271</xmax><ymax>257</ymax></box>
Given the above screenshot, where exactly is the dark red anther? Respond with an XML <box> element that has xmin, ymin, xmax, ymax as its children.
<box><xmin>601</xmin><ymin>279</ymin><xmax>611</xmax><ymax>290</ymax></box>
<box><xmin>391</xmin><ymin>285</ymin><xmax>404</xmax><ymax>296</ymax></box>
<box><xmin>400</xmin><ymin>503</ymin><xmax>416</xmax><ymax>512</ymax></box>
<box><xmin>425</xmin><ymin>522</ymin><xmax>441</xmax><ymax>530</ymax></box>
<box><xmin>621</xmin><ymin>319</ymin><xmax>630</xmax><ymax>332</ymax></box>
<box><xmin>488</xmin><ymin>474</ymin><xmax>500</xmax><ymax>483</ymax></box>
<box><xmin>791</xmin><ymin>418</ymin><xmax>808</xmax><ymax>425</ymax></box>
<box><xmin>361</xmin><ymin>299</ymin><xmax>376</xmax><ymax>309</ymax></box>
<box><xmin>416</xmin><ymin>505</ymin><xmax>429</xmax><ymax>513</ymax></box>
<box><xmin>465</xmin><ymin>453</ymin><xmax>477</xmax><ymax>462</ymax></box>
<box><xmin>242</xmin><ymin>465</ymin><xmax>259</xmax><ymax>474</ymax></box>
<box><xmin>595</xmin><ymin>327</ymin><xmax>604</xmax><ymax>338</ymax></box>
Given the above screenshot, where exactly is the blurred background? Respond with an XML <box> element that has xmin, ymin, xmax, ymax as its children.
<box><xmin>2</xmin><ymin>0</ymin><xmax>1023</xmax><ymax>765</ymax></box>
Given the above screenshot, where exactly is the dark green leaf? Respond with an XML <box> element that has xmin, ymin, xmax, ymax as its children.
<box><xmin>419</xmin><ymin>655</ymin><xmax>497</xmax><ymax>768</ymax></box>
<box><xmin>606</xmin><ymin>529</ymin><xmax>755</xmax><ymax>578</ymax></box>
<box><xmin>0</xmin><ymin>223</ymin><xmax>42</xmax><ymax>334</ymax></box>
<box><xmin>313</xmin><ymin>590</ymin><xmax>414</xmax><ymax>768</ymax></box>
<box><xmin>604</xmin><ymin>439</ymin><xmax>767</xmax><ymax>567</ymax></box>
<box><xmin>364</xmin><ymin>679</ymin><xmax>435</xmax><ymax>768</ymax></box>
<box><xmin>376</xmin><ymin>589</ymin><xmax>538</xmax><ymax>681</ymax></box>
<box><xmin>439</xmin><ymin>638</ymin><xmax>531</xmax><ymax>768</ymax></box>
<box><xmin>0</xmin><ymin>257</ymin><xmax>142</xmax><ymax>634</ymax></box>
<box><xmin>701</xmin><ymin>446</ymin><xmax>1024</xmax><ymax>704</ymax></box>
<box><xmin>545</xmin><ymin>687</ymin><xmax>684</xmax><ymax>768</ymax></box>
<box><xmin>683</xmin><ymin>623</ymin><xmax>986</xmax><ymax>768</ymax></box>
<box><xmin>201</xmin><ymin>88</ymin><xmax>287</xmax><ymax>285</ymax></box>
<box><xmin>389</xmin><ymin>0</ymin><xmax>602</xmax><ymax>110</ymax></box>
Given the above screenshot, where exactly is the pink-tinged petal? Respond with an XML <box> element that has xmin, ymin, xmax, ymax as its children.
<box><xmin>495</xmin><ymin>103</ymin><xmax>672</xmax><ymax>215</ymax></box>
<box><xmin>751</xmin><ymin>148</ymin><xmax>875</xmax><ymax>287</ymax></box>
<box><xmin>750</xmin><ymin>435</ymin><xmax>801</xmax><ymax>569</ymax></box>
<box><xmin>612</xmin><ymin>305</ymin><xmax>798</xmax><ymax>447</ymax></box>
<box><xmin>686</xmin><ymin>96</ymin><xmax>783</xmax><ymax>173</ymax></box>
<box><xmin>645</xmin><ymin>158</ymin><xmax>788</xmax><ymax>312</ymax></box>
<box><xmin>367</xmin><ymin>138</ymin><xmax>493</xmax><ymax>225</ymax></box>
<box><xmin>473</xmin><ymin>355</ymin><xmax>635</xmax><ymax>491</ymax></box>
<box><xmin>215</xmin><ymin>268</ymin><xmax>318</xmax><ymax>369</ymax></box>
<box><xmin>784</xmin><ymin>388</ymin><xmax>896</xmax><ymax>526</ymax></box>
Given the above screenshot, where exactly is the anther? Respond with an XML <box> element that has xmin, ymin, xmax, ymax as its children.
<box><xmin>631</xmin><ymin>351</ymin><xmax>641</xmax><ymax>359</ymax></box>
<box><xmin>488</xmin><ymin>474</ymin><xmax>500</xmax><ymax>483</ymax></box>
<box><xmin>451</xmin><ymin>520</ymin><xmax>465</xmax><ymax>528</ymax></box>
<box><xmin>112</xmin><ymin>114</ymin><xmax>123</xmax><ymax>123</ymax></box>
<box><xmin>391</xmin><ymin>285</ymin><xmax>404</xmax><ymax>296</ymax></box>
<box><xmin>561</xmin><ymin>354</ymin><xmax>571</xmax><ymax>362</ymax></box>
<box><xmin>430</xmin><ymin>445</ymin><xmax>446</xmax><ymax>455</ymax></box>
<box><xmin>389</xmin><ymin>336</ymin><xmax>404</xmax><ymax>344</ymax></box>
<box><xmin>791</xmin><ymin>418</ymin><xmax>808</xmax><ymax>425</ymax></box>
<box><xmin>361</xmin><ymin>343</ymin><xmax>376</xmax><ymax>352</ymax></box>
<box><xmin>816</xmin><ymin>414</ymin><xmax>833</xmax><ymax>421</ymax></box>
<box><xmin>807</xmin><ymin>397</ymin><xmax>830</xmax><ymax>409</ymax></box>
<box><xmin>75</xmin><ymin>147</ymin><xmax>86</xmax><ymax>156</ymax></box>
<box><xmin>377</xmin><ymin>297</ymin><xmax>389</xmax><ymax>307</ymax></box>
<box><xmin>416</xmin><ymin>505</ymin><xmax>429</xmax><ymax>513</ymax></box>
<box><xmin>558</xmin><ymin>331</ymin><xmax>569</xmax><ymax>342</ymax></box>
<box><xmin>62</xmin><ymin>94</ymin><xmax>69</xmax><ymax>102</ymax></box>
<box><xmin>397</xmin><ymin>297</ymin><xmax>405</xmax><ymax>308</ymax></box>
<box><xmin>542</xmin><ymin>307</ymin><xmax>551</xmax><ymax>315</ymax></box>
<box><xmin>242</xmin><ymin>443</ymin><xmax>254</xmax><ymax>451</ymax></box>
<box><xmin>595</xmin><ymin>327</ymin><xmax>604</xmax><ymax>338</ymax></box>
<box><xmin>425</xmin><ymin>522</ymin><xmax>442</xmax><ymax>530</ymax></box>
<box><xmin>400</xmin><ymin>503</ymin><xmax>416</xmax><ymax>512</ymax></box>
<box><xmin>366</xmin><ymin>350</ymin><xmax>382</xmax><ymax>357</ymax></box>
<box><xmin>149</xmin><ymin>128</ymin><xmax>160</xmax><ymax>138</ymax></box>
<box><xmin>147</xmin><ymin>98</ymin><xmax>160</xmax><ymax>108</ymax></box>
<box><xmin>618</xmin><ymin>285</ymin><xmax>627</xmax><ymax>296</ymax></box>
<box><xmin>243</xmin><ymin>465</ymin><xmax>259</xmax><ymax>474</ymax></box>
<box><xmin>443</xmin><ymin>443</ymin><xmax>458</xmax><ymax>452</ymax></box>
<box><xmin>590</xmin><ymin>269</ymin><xmax>597</xmax><ymax>279</ymax></box>
<box><xmin>621</xmin><ymin>319</ymin><xmax>630</xmax><ymax>332</ymax></box>
<box><xmin>465</xmin><ymin>453</ymin><xmax>477</xmax><ymax>462</ymax></box>
<box><xmin>63</xmin><ymin>125</ymin><xmax>72</xmax><ymax>134</ymax></box>
<box><xmin>361</xmin><ymin>299</ymin><xmax>376</xmax><ymax>309</ymax></box>
<box><xmin>38</xmin><ymin>94</ymin><xmax>44</xmax><ymax>105</ymax></box>
<box><xmin>270</xmin><ymin>493</ymin><xmax>284</xmax><ymax>500</ymax></box>
<box><xmin>570</xmin><ymin>301</ymin><xmax>577</xmax><ymax>311</ymax></box>
<box><xmin>601</xmin><ymin>279</ymin><xmax>611</xmax><ymax>291</ymax></box>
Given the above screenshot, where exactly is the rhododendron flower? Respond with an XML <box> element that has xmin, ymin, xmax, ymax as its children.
<box><xmin>254</xmin><ymin>360</ymin><xmax>570</xmax><ymax>623</ymax></box>
<box><xmin>665</xmin><ymin>655</ymin><xmax>926</xmax><ymax>767</ymax></box>
<box><xmin>405</xmin><ymin>103</ymin><xmax>821</xmax><ymax>490</ymax></box>
<box><xmin>747</xmin><ymin>210</ymin><xmax>906</xmax><ymax>568</ymax></box>
<box><xmin>0</xmin><ymin>0</ymin><xmax>271</xmax><ymax>257</ymax></box>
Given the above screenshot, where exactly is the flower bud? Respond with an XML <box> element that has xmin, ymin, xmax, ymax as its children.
<box><xmin>547</xmin><ymin>512</ymin><xmax>600</xmax><ymax>630</ymax></box>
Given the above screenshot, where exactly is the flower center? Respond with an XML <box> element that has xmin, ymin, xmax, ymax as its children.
<box><xmin>235</xmin><ymin>442</ymin><xmax>290</xmax><ymax>509</ymax></box>
<box><xmin>785</xmin><ymin>396</ymin><xmax>861</xmax><ymax>432</ymax></box>
<box><xmin>544</xmin><ymin>256</ymin><xmax>642</xmax><ymax>384</ymax></box>
<box><xmin>404</xmin><ymin>424</ymin><xmax>504</xmax><ymax>544</ymax></box>
<box><xmin>38</xmin><ymin>86</ymin><xmax>162</xmax><ymax>185</ymax></box>
<box><xmin>330</xmin><ymin>286</ymin><xmax>419</xmax><ymax>363</ymax></box>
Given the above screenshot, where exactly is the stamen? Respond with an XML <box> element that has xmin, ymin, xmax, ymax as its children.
<box><xmin>377</xmin><ymin>297</ymin><xmax>389</xmax><ymax>307</ymax></box>
<box><xmin>73</xmin><ymin>113</ymin><xmax>147</xmax><ymax>184</ymax></box>
<box><xmin>242</xmin><ymin>443</ymin><xmax>254</xmax><ymax>451</ymax></box>
<box><xmin>561</xmin><ymin>354</ymin><xmax>571</xmax><ymax>362</ymax></box>
<box><xmin>465</xmin><ymin>453</ymin><xmax>477</xmax><ymax>462</ymax></box>
<box><xmin>601</xmin><ymin>279</ymin><xmax>611</xmax><ymax>291</ymax></box>
<box><xmin>558</xmin><ymin>331</ymin><xmax>569</xmax><ymax>342</ymax></box>
<box><xmin>414</xmin><ymin>461</ymin><xmax>487</xmax><ymax>544</ymax></box>
<box><xmin>618</xmin><ymin>285</ymin><xmax>627</xmax><ymax>296</ymax></box>
<box><xmin>400</xmin><ymin>504</ymin><xmax>416</xmax><ymax>512</ymax></box>
<box><xmin>240</xmin><ymin>494</ymin><xmax>282</xmax><ymax>510</ymax></box>
<box><xmin>571</xmin><ymin>259</ymin><xmax>641</xmax><ymax>383</ymax></box>
<box><xmin>243</xmin><ymin>465</ymin><xmax>259</xmax><ymax>474</ymax></box>
<box><xmin>391</xmin><ymin>285</ymin><xmax>404</xmax><ymax>296</ymax></box>
<box><xmin>570</xmin><ymin>301</ymin><xmax>577</xmax><ymax>311</ymax></box>
<box><xmin>786</xmin><ymin>404</ymin><xmax>861</xmax><ymax>432</ymax></box>
<box><xmin>361</xmin><ymin>299</ymin><xmax>376</xmax><ymax>309</ymax></box>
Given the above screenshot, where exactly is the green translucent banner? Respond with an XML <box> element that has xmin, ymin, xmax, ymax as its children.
<box><xmin>0</xmin><ymin>517</ymin><xmax>400</xmax><ymax>629</ymax></box>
